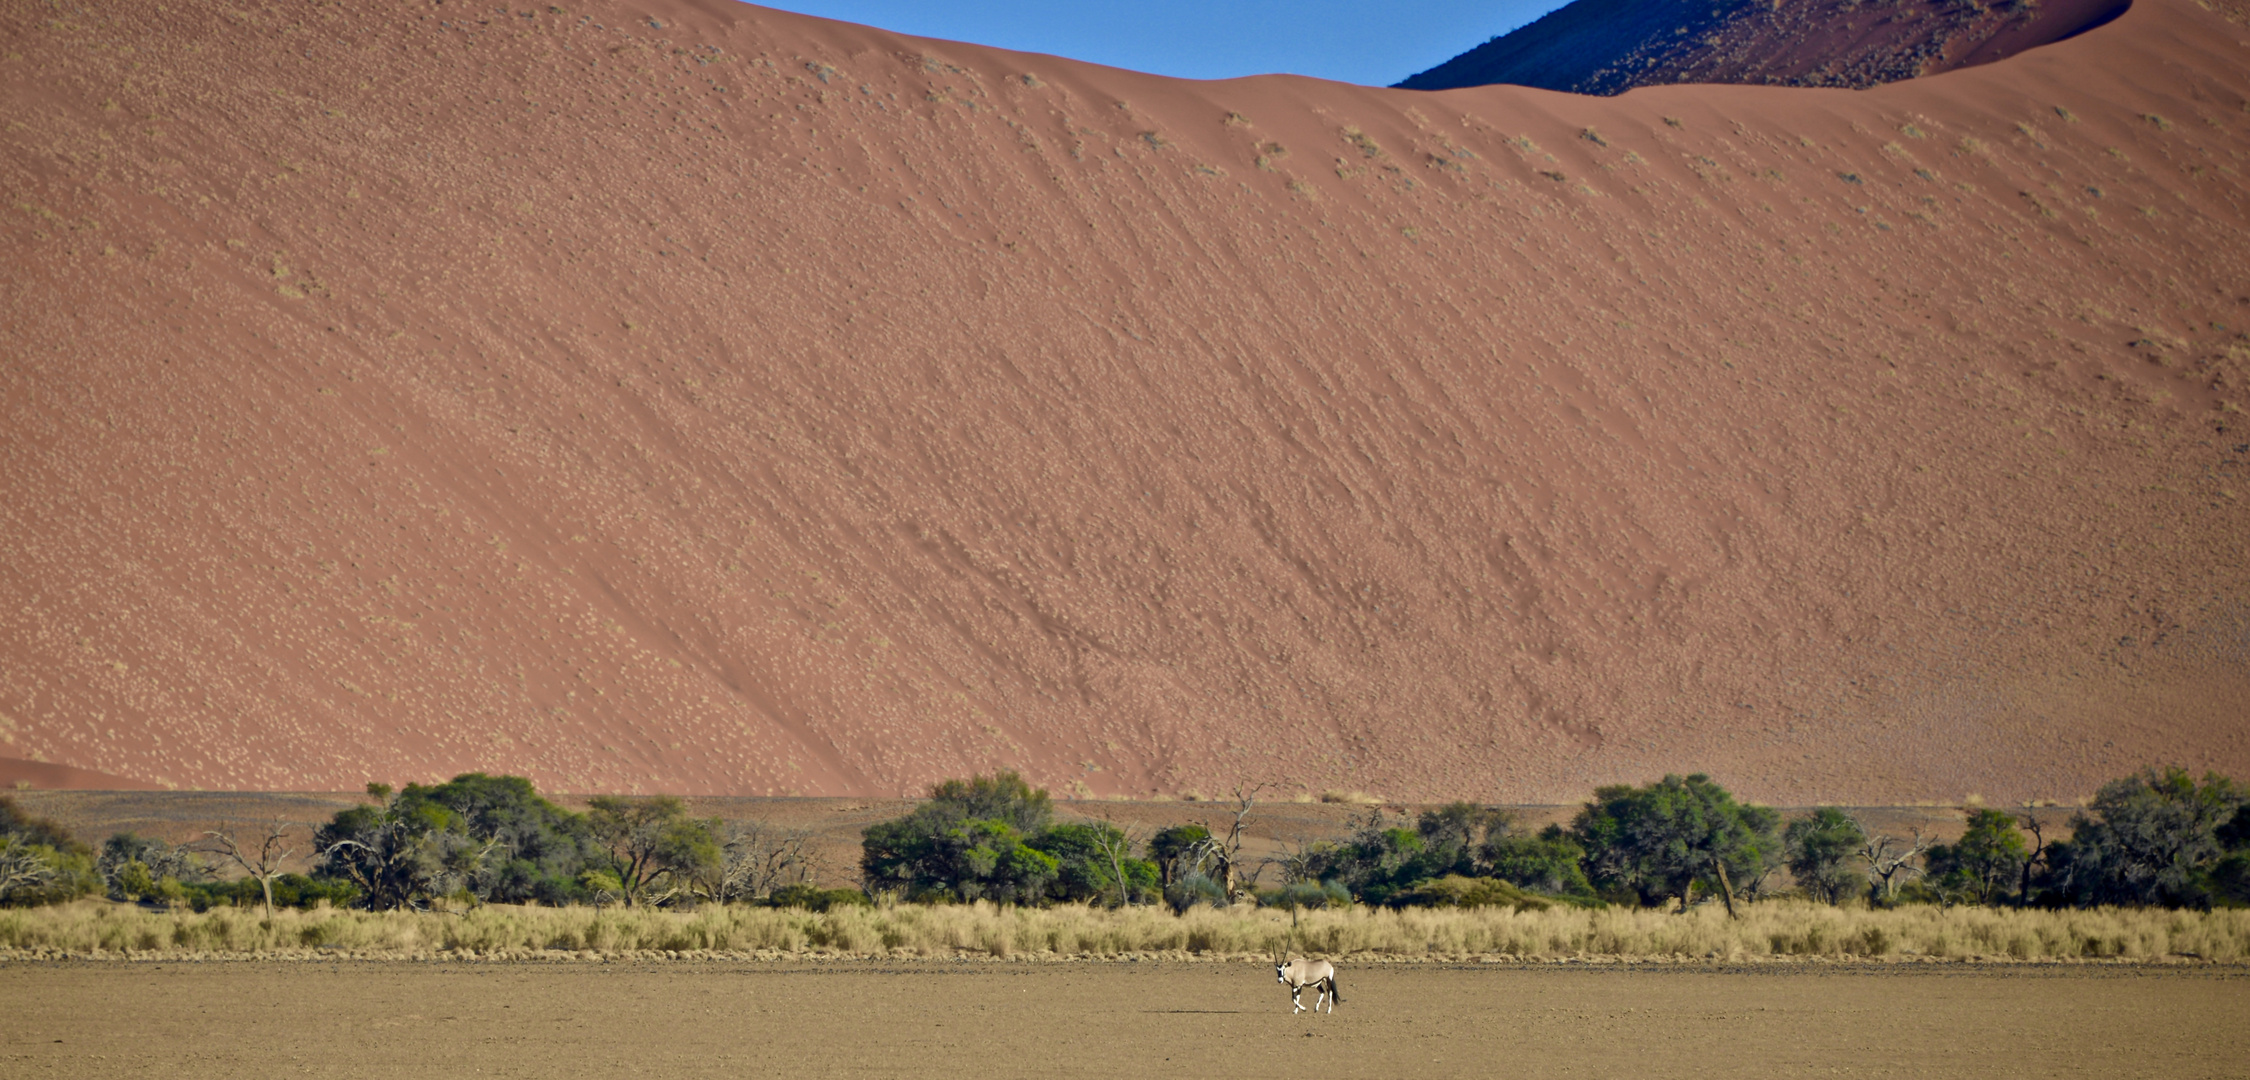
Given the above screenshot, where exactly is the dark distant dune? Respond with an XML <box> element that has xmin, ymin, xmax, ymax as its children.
<box><xmin>1</xmin><ymin>0</ymin><xmax>2246</xmax><ymax>803</ymax></box>
<box><xmin>0</xmin><ymin>756</ymin><xmax>160</xmax><ymax>792</ymax></box>
<box><xmin>1397</xmin><ymin>0</ymin><xmax>2133</xmax><ymax>94</ymax></box>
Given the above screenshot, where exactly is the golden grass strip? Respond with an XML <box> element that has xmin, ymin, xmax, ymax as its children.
<box><xmin>4</xmin><ymin>900</ymin><xmax>2247</xmax><ymax>962</ymax></box>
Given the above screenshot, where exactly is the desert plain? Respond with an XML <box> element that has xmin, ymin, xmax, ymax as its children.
<box><xmin>2</xmin><ymin>960</ymin><xmax>2247</xmax><ymax>1079</ymax></box>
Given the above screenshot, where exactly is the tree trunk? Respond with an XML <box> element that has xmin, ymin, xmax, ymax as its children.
<box><xmin>1713</xmin><ymin>860</ymin><xmax>1740</xmax><ymax>920</ymax></box>
<box><xmin>259</xmin><ymin>874</ymin><xmax>275</xmax><ymax>918</ymax></box>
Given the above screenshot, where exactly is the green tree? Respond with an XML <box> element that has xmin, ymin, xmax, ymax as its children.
<box><xmin>1571</xmin><ymin>774</ymin><xmax>1780</xmax><ymax>915</ymax></box>
<box><xmin>1783</xmin><ymin>808</ymin><xmax>1867</xmax><ymax>905</ymax></box>
<box><xmin>412</xmin><ymin>773</ymin><xmax>595</xmax><ymax>904</ymax></box>
<box><xmin>1027</xmin><ymin>821</ymin><xmax>1157</xmax><ymax>906</ymax></box>
<box><xmin>318</xmin><ymin>782</ymin><xmax>501</xmax><ymax>909</ymax></box>
<box><xmin>1924</xmin><ymin>809</ymin><xmax>2029</xmax><ymax>906</ymax></box>
<box><xmin>583</xmin><ymin>796</ymin><xmax>720</xmax><ymax>906</ymax></box>
<box><xmin>1419</xmin><ymin>802</ymin><xmax>1516</xmax><ymax>878</ymax></box>
<box><xmin>317</xmin><ymin>775</ymin><xmax>602</xmax><ymax>909</ymax></box>
<box><xmin>1295</xmin><ymin>810</ymin><xmax>1432</xmax><ymax>906</ymax></box>
<box><xmin>2045</xmin><ymin>767</ymin><xmax>2244</xmax><ymax>907</ymax></box>
<box><xmin>864</xmin><ymin>772</ymin><xmax>1151</xmax><ymax>904</ymax></box>
<box><xmin>926</xmin><ymin>772</ymin><xmax>1053</xmax><ymax>832</ymax></box>
<box><xmin>1482</xmin><ymin>824</ymin><xmax>1595</xmax><ymax>897</ymax></box>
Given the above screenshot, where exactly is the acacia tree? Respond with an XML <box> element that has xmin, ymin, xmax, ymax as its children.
<box><xmin>1571</xmin><ymin>774</ymin><xmax>1779</xmax><ymax>916</ymax></box>
<box><xmin>1925</xmin><ymin>809</ymin><xmax>2029</xmax><ymax>906</ymax></box>
<box><xmin>318</xmin><ymin>782</ymin><xmax>503</xmax><ymax>910</ymax></box>
<box><xmin>1482</xmin><ymin>824</ymin><xmax>1595</xmax><ymax>897</ymax></box>
<box><xmin>2047</xmin><ymin>767</ymin><xmax>2244</xmax><ymax>906</ymax></box>
<box><xmin>583</xmin><ymin>796</ymin><xmax>720</xmax><ymax>906</ymax></box>
<box><xmin>861</xmin><ymin>771</ymin><xmax>1061</xmax><ymax>902</ymax></box>
<box><xmin>1783</xmin><ymin>808</ymin><xmax>1867</xmax><ymax>905</ymax></box>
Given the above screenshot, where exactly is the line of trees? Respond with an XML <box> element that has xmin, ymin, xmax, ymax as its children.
<box><xmin>4</xmin><ymin>766</ymin><xmax>2246</xmax><ymax>914</ymax></box>
<box><xmin>1</xmin><ymin>776</ymin><xmax>833</xmax><ymax>913</ymax></box>
<box><xmin>855</xmin><ymin>768</ymin><xmax>2250</xmax><ymax>916</ymax></box>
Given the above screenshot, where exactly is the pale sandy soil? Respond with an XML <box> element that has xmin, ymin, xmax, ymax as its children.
<box><xmin>1</xmin><ymin>960</ymin><xmax>2245</xmax><ymax>1079</ymax></box>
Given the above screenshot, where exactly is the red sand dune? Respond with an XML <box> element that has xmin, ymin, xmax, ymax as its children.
<box><xmin>2</xmin><ymin>0</ymin><xmax>2247</xmax><ymax>803</ymax></box>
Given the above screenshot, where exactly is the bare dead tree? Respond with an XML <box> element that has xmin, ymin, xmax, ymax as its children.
<box><xmin>0</xmin><ymin>842</ymin><xmax>59</xmax><ymax>901</ymax></box>
<box><xmin>1266</xmin><ymin>835</ymin><xmax>1320</xmax><ymax>887</ymax></box>
<box><xmin>199</xmin><ymin>820</ymin><xmax>299</xmax><ymax>917</ymax></box>
<box><xmin>1192</xmin><ymin>782</ymin><xmax>1268</xmax><ymax>903</ymax></box>
<box><xmin>1860</xmin><ymin>827</ymin><xmax>1929</xmax><ymax>905</ymax></box>
<box><xmin>712</xmin><ymin>819</ymin><xmax>819</xmax><ymax>902</ymax></box>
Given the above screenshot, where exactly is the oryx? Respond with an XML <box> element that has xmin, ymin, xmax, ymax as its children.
<box><xmin>1273</xmin><ymin>948</ymin><xmax>1341</xmax><ymax>1014</ymax></box>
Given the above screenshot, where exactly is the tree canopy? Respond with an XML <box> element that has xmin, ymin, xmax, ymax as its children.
<box><xmin>1783</xmin><ymin>808</ymin><xmax>1867</xmax><ymax>905</ymax></box>
<box><xmin>1572</xmin><ymin>774</ymin><xmax>1780</xmax><ymax>912</ymax></box>
<box><xmin>2042</xmin><ymin>768</ymin><xmax>2245</xmax><ymax>907</ymax></box>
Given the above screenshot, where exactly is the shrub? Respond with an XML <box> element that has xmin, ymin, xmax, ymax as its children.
<box><xmin>1388</xmin><ymin>875</ymin><xmax>1552</xmax><ymax>911</ymax></box>
<box><xmin>1292</xmin><ymin>804</ymin><xmax>1517</xmax><ymax>906</ymax></box>
<box><xmin>1259</xmin><ymin>880</ymin><xmax>1350</xmax><ymax>912</ymax></box>
<box><xmin>173</xmin><ymin>873</ymin><xmax>358</xmax><ymax>912</ymax></box>
<box><xmin>863</xmin><ymin>773</ymin><xmax>1172</xmax><ymax>906</ymax></box>
<box><xmin>0</xmin><ymin>840</ymin><xmax>98</xmax><ymax>907</ymax></box>
<box><xmin>1165</xmin><ymin>871</ymin><xmax>1227</xmax><ymax>913</ymax></box>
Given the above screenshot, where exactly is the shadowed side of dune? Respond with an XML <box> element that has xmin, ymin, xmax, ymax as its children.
<box><xmin>1397</xmin><ymin>0</ymin><xmax>2132</xmax><ymax>93</ymax></box>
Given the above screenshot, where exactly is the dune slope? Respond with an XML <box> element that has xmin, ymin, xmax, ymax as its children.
<box><xmin>2</xmin><ymin>0</ymin><xmax>2247</xmax><ymax>802</ymax></box>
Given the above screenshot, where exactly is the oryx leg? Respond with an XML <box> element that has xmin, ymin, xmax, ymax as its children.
<box><xmin>1290</xmin><ymin>984</ymin><xmax>1306</xmax><ymax>1014</ymax></box>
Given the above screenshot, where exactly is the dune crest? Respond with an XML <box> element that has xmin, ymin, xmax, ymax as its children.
<box><xmin>2</xmin><ymin>0</ymin><xmax>2246</xmax><ymax>802</ymax></box>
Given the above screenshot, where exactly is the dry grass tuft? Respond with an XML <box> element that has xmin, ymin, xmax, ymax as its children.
<box><xmin>4</xmin><ymin>901</ymin><xmax>2246</xmax><ymax>963</ymax></box>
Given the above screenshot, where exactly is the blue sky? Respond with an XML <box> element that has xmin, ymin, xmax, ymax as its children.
<box><xmin>746</xmin><ymin>1</ymin><xmax>1570</xmax><ymax>86</ymax></box>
